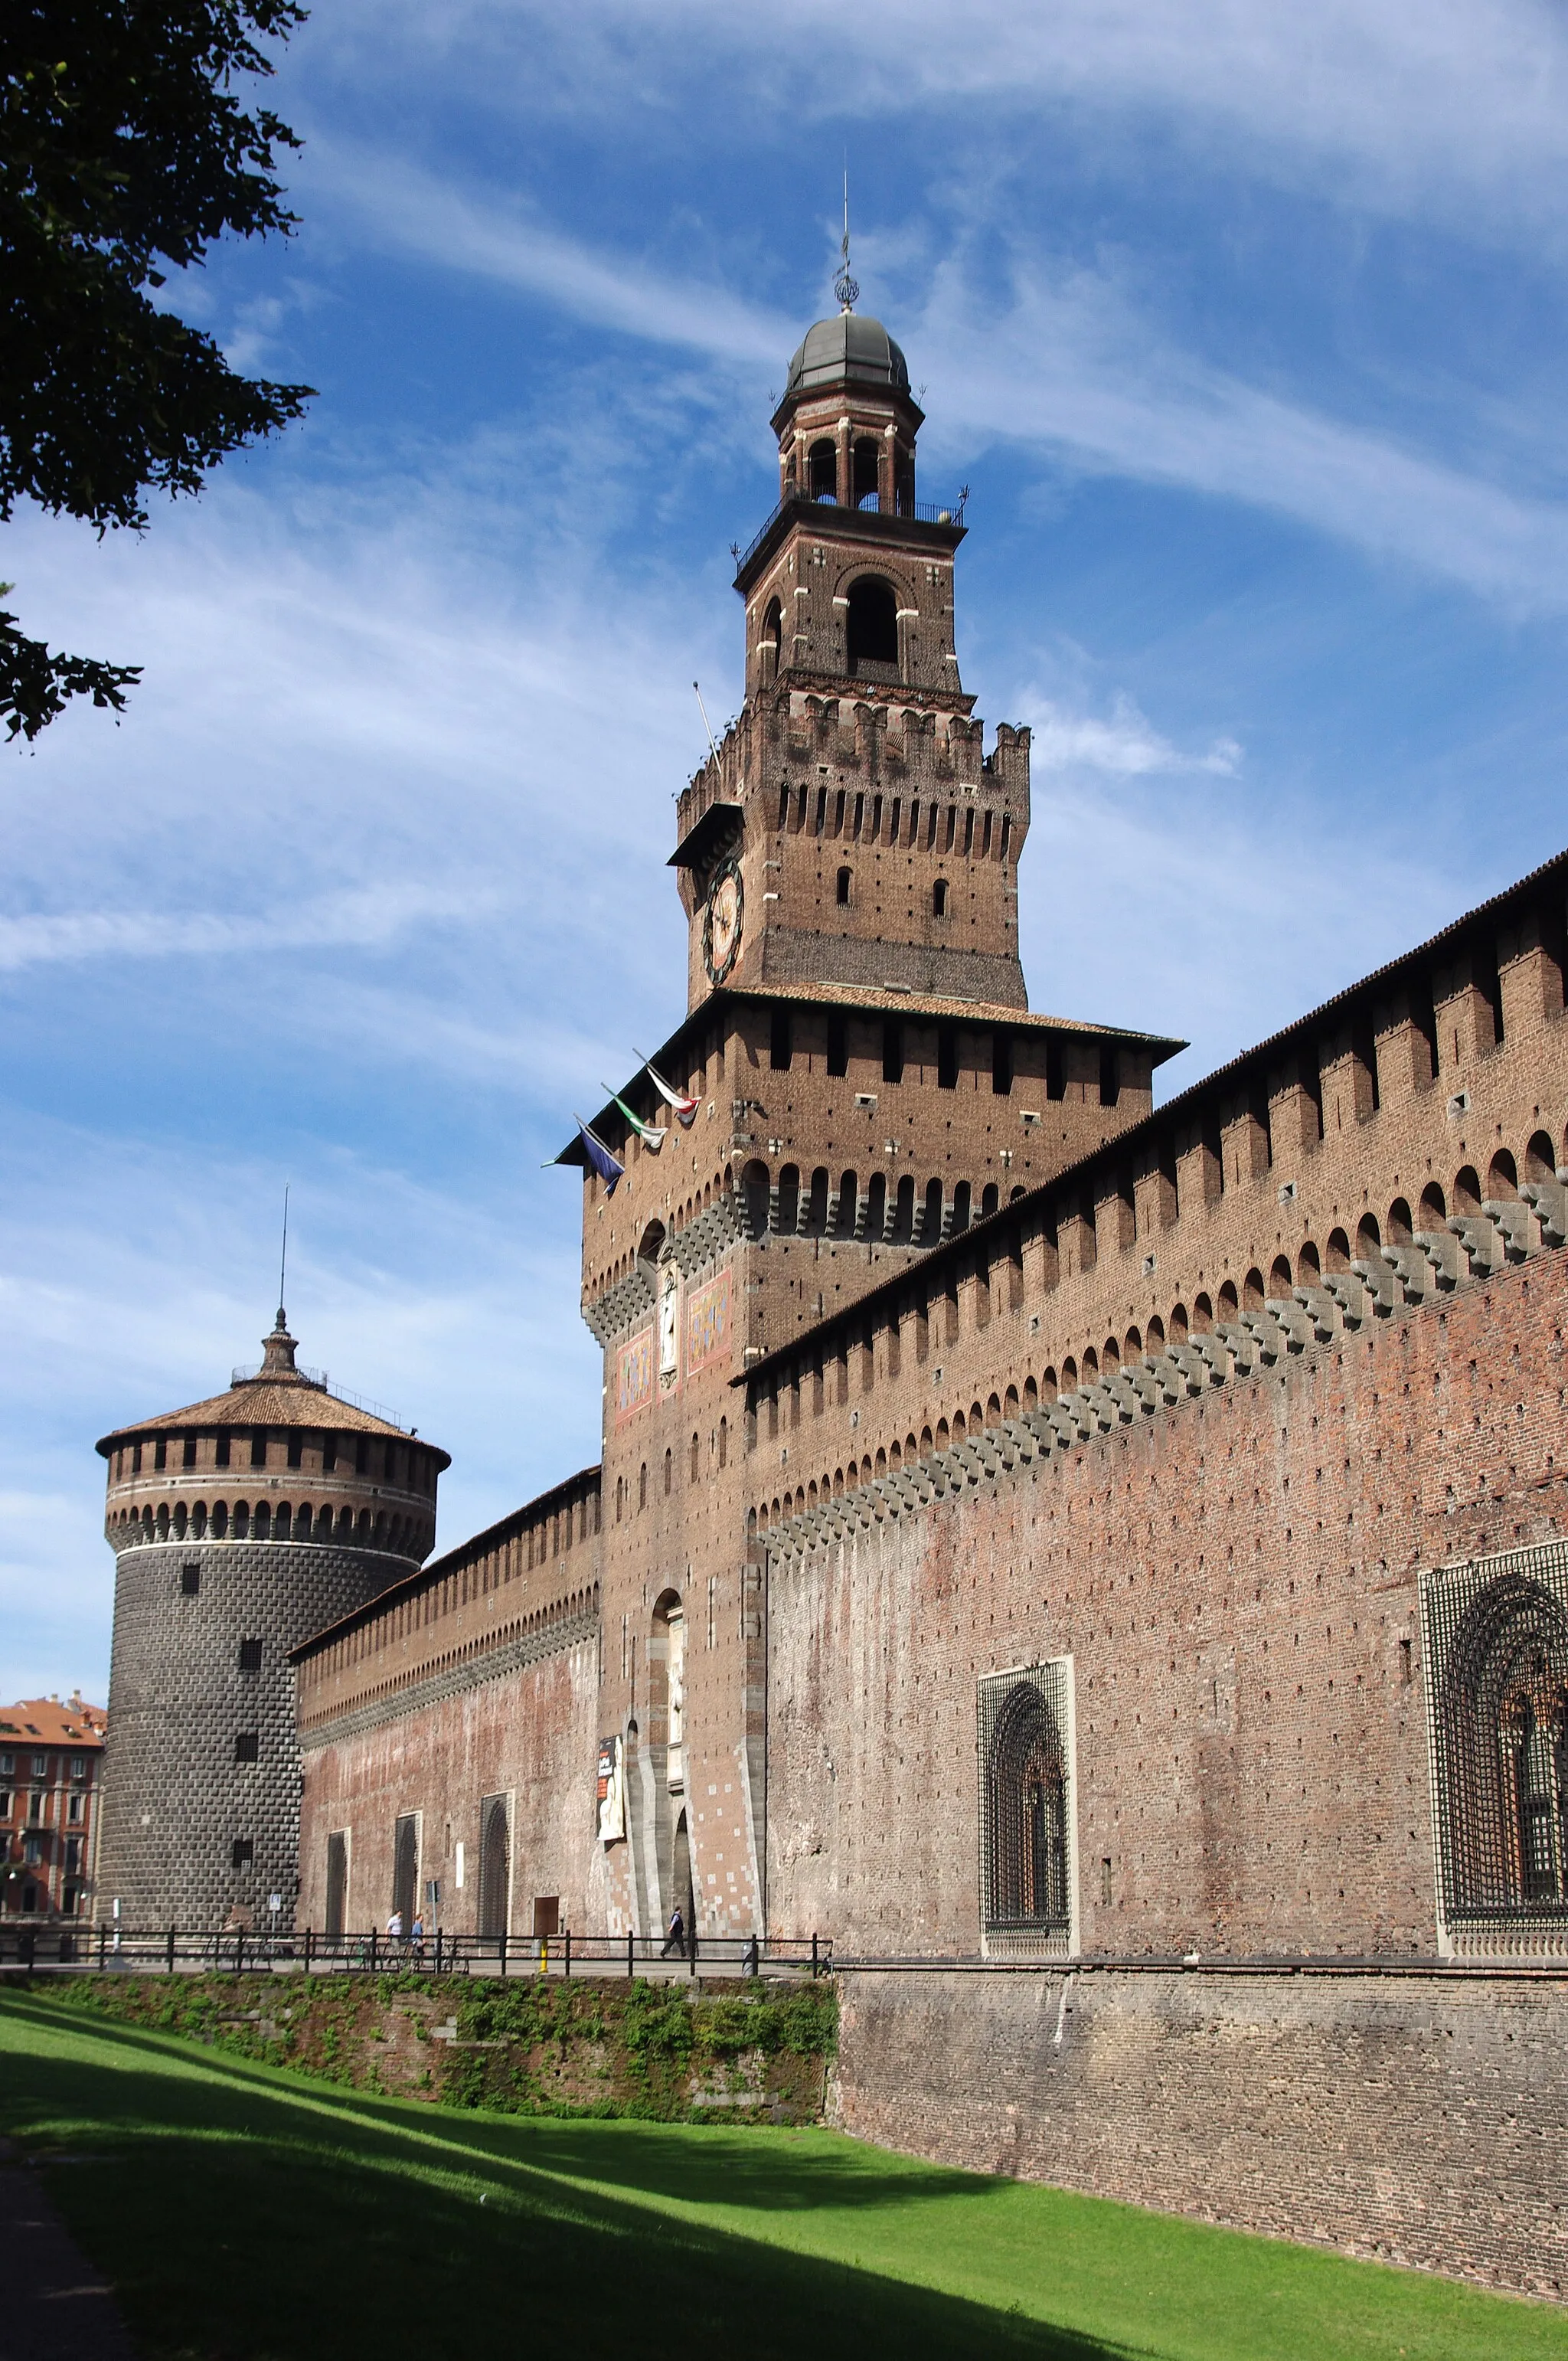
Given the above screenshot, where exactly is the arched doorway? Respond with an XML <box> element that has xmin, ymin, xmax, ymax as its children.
<box><xmin>477</xmin><ymin>1793</ymin><xmax>511</xmax><ymax>1939</ymax></box>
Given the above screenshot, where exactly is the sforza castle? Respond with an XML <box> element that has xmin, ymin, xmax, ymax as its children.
<box><xmin>93</xmin><ymin>297</ymin><xmax>1568</xmax><ymax>2296</ymax></box>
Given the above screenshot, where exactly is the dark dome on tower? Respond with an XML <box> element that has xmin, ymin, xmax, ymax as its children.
<box><xmin>784</xmin><ymin>312</ymin><xmax>910</xmax><ymax>399</ymax></box>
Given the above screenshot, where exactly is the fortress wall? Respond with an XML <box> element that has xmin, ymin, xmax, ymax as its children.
<box><xmin>296</xmin><ymin>1628</ymin><xmax>604</xmax><ymax>1938</ymax></box>
<box><xmin>741</xmin><ymin>888</ymin><xmax>1568</xmax><ymax>1522</ymax></box>
<box><xmin>832</xmin><ymin>1964</ymin><xmax>1568</xmax><ymax>2300</ymax></box>
<box><xmin>292</xmin><ymin>1469</ymin><xmax>600</xmax><ymax>1735</ymax></box>
<box><xmin>764</xmin><ymin>1244</ymin><xmax>1568</xmax><ymax>1959</ymax></box>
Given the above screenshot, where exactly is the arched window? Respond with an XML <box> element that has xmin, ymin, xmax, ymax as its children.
<box><xmin>845</xmin><ymin>576</ymin><xmax>899</xmax><ymax>675</ymax></box>
<box><xmin>982</xmin><ymin>1675</ymin><xmax>1071</xmax><ymax>1937</ymax></box>
<box><xmin>741</xmin><ymin>1158</ymin><xmax>770</xmax><ymax>1239</ymax></box>
<box><xmin>852</xmin><ymin>435</ymin><xmax>880</xmax><ymax>508</ymax></box>
<box><xmin>762</xmin><ymin>596</ymin><xmax>782</xmax><ymax>672</ymax></box>
<box><xmin>933</xmin><ymin>877</ymin><xmax>949</xmax><ymax>917</ymax></box>
<box><xmin>637</xmin><ymin>1219</ymin><xmax>665</xmax><ymax>1268</ymax></box>
<box><xmin>663</xmin><ymin>1447</ymin><xmax>673</xmax><ymax>1497</ymax></box>
<box><xmin>808</xmin><ymin>439</ymin><xmax>836</xmax><ymax>499</ymax></box>
<box><xmin>837</xmin><ymin>866</ymin><xmax>852</xmax><ymax>907</ymax></box>
<box><xmin>1428</xmin><ymin>1562</ymin><xmax>1568</xmax><ymax>1931</ymax></box>
<box><xmin>638</xmin><ymin>1462</ymin><xmax>648</xmax><ymax>1512</ymax></box>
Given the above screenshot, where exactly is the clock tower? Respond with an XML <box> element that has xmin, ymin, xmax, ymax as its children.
<box><xmin>673</xmin><ymin>300</ymin><xmax>1029</xmax><ymax>1012</ymax></box>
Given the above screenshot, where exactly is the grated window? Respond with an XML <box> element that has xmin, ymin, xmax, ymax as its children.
<box><xmin>1422</xmin><ymin>1540</ymin><xmax>1568</xmax><ymax>1955</ymax></box>
<box><xmin>978</xmin><ymin>1660</ymin><xmax>1075</xmax><ymax>1957</ymax></box>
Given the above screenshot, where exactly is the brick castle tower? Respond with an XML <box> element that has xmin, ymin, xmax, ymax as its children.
<box><xmin>569</xmin><ymin>289</ymin><xmax>1180</xmax><ymax>1941</ymax></box>
<box><xmin>96</xmin><ymin>1309</ymin><xmax>449</xmax><ymax>1930</ymax></box>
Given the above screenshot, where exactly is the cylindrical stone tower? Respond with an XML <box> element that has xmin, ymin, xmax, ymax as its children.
<box><xmin>95</xmin><ymin>1310</ymin><xmax>450</xmax><ymax>1932</ymax></box>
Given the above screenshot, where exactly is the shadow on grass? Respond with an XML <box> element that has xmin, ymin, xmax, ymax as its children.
<box><xmin>22</xmin><ymin>1989</ymin><xmax>995</xmax><ymax>2212</ymax></box>
<box><xmin>2</xmin><ymin>1996</ymin><xmax>1135</xmax><ymax>2361</ymax></box>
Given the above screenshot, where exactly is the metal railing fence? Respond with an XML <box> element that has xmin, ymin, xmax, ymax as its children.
<box><xmin>0</xmin><ymin>1924</ymin><xmax>832</xmax><ymax>1980</ymax></box>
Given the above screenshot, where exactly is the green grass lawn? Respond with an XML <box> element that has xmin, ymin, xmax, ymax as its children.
<box><xmin>2</xmin><ymin>1988</ymin><xmax>1563</xmax><ymax>2361</ymax></box>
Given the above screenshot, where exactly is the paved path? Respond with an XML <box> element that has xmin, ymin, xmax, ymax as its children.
<box><xmin>0</xmin><ymin>2141</ymin><xmax>137</xmax><ymax>2359</ymax></box>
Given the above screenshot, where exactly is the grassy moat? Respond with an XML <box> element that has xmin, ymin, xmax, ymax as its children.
<box><xmin>2</xmin><ymin>1983</ymin><xmax>1565</xmax><ymax>2360</ymax></box>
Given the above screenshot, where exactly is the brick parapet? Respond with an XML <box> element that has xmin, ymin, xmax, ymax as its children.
<box><xmin>740</xmin><ymin>855</ymin><xmax>1568</xmax><ymax>1518</ymax></box>
<box><xmin>291</xmin><ymin>1466</ymin><xmax>603</xmax><ymax>1736</ymax></box>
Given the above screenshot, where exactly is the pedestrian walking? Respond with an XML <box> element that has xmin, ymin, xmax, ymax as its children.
<box><xmin>386</xmin><ymin>1908</ymin><xmax>403</xmax><ymax>1945</ymax></box>
<box><xmin>741</xmin><ymin>1931</ymin><xmax>760</xmax><ymax>1978</ymax></box>
<box><xmin>660</xmin><ymin>1904</ymin><xmax>684</xmax><ymax>1958</ymax></box>
<box><xmin>410</xmin><ymin>1913</ymin><xmax>425</xmax><ymax>1964</ymax></box>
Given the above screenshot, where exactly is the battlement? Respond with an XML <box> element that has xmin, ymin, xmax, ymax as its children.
<box><xmin>292</xmin><ymin>1467</ymin><xmax>603</xmax><ymax>1741</ymax></box>
<box><xmin>739</xmin><ymin>848</ymin><xmax>1568</xmax><ymax>1535</ymax></box>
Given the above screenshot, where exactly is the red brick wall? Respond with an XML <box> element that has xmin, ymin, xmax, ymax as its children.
<box><xmin>765</xmin><ymin>1245</ymin><xmax>1568</xmax><ymax>1960</ymax></box>
<box><xmin>297</xmin><ymin>1633</ymin><xmax>603</xmax><ymax>1938</ymax></box>
<box><xmin>834</xmin><ymin>1964</ymin><xmax>1568</xmax><ymax>2298</ymax></box>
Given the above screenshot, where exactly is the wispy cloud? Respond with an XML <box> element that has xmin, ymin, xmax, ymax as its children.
<box><xmin>361</xmin><ymin>0</ymin><xmax>1568</xmax><ymax>247</ymax></box>
<box><xmin>1021</xmin><ymin>692</ymin><xmax>1240</xmax><ymax>779</ymax></box>
<box><xmin>919</xmin><ymin>259</ymin><xmax>1568</xmax><ymax>613</ymax></box>
<box><xmin>305</xmin><ymin>141</ymin><xmax>792</xmax><ymax>367</ymax></box>
<box><xmin>300</xmin><ymin>158</ymin><xmax>1568</xmax><ymax>612</ymax></box>
<box><xmin>0</xmin><ymin>884</ymin><xmax>486</xmax><ymax>974</ymax></box>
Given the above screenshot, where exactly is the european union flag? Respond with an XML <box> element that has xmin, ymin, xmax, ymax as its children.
<box><xmin>574</xmin><ymin>1117</ymin><xmax>625</xmax><ymax>1196</ymax></box>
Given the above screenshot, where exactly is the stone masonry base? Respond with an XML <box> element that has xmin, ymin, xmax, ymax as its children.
<box><xmin>830</xmin><ymin>1964</ymin><xmax>1568</xmax><ymax>2301</ymax></box>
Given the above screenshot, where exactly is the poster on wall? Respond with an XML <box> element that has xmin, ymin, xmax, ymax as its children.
<box><xmin>596</xmin><ymin>1735</ymin><xmax>626</xmax><ymax>1844</ymax></box>
<box><xmin>685</xmin><ymin>1267</ymin><xmax>732</xmax><ymax>1375</ymax></box>
<box><xmin>616</xmin><ymin>1327</ymin><xmax>654</xmax><ymax>1422</ymax></box>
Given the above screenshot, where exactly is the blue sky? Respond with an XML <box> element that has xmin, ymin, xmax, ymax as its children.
<box><xmin>7</xmin><ymin>0</ymin><xmax>1568</xmax><ymax>1702</ymax></box>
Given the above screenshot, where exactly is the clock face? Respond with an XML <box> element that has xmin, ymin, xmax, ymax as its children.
<box><xmin>703</xmin><ymin>859</ymin><xmax>743</xmax><ymax>984</ymax></box>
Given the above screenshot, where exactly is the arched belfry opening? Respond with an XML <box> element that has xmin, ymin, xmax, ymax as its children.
<box><xmin>853</xmin><ymin>434</ymin><xmax>880</xmax><ymax>508</ymax></box>
<box><xmin>636</xmin><ymin>1219</ymin><xmax>666</xmax><ymax>1270</ymax></box>
<box><xmin>761</xmin><ymin>596</ymin><xmax>783</xmax><ymax>680</ymax></box>
<box><xmin>809</xmin><ymin>439</ymin><xmax>836</xmax><ymax>499</ymax></box>
<box><xmin>846</xmin><ymin>575</ymin><xmax>898</xmax><ymax>676</ymax></box>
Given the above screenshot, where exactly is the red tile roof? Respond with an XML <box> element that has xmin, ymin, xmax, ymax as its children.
<box><xmin>0</xmin><ymin>1697</ymin><xmax>106</xmax><ymax>1748</ymax></box>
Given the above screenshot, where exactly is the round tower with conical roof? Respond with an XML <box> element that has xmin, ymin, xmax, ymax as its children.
<box><xmin>94</xmin><ymin>1310</ymin><xmax>450</xmax><ymax>1932</ymax></box>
